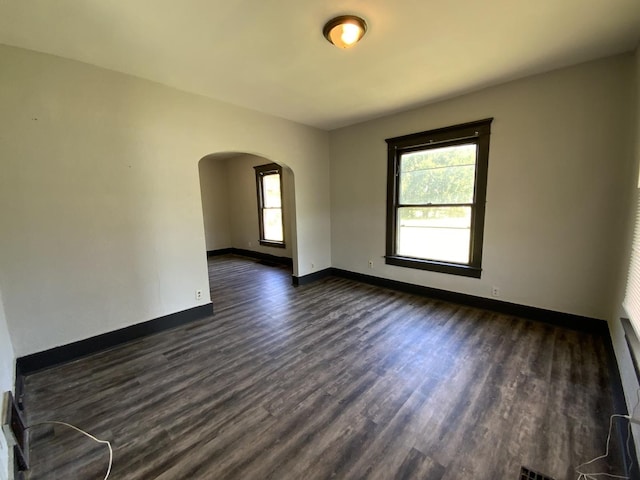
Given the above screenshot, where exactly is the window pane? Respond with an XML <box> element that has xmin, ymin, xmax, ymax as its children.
<box><xmin>396</xmin><ymin>206</ymin><xmax>471</xmax><ymax>263</ymax></box>
<box><xmin>399</xmin><ymin>144</ymin><xmax>476</xmax><ymax>205</ymax></box>
<box><xmin>263</xmin><ymin>208</ymin><xmax>283</xmax><ymax>242</ymax></box>
<box><xmin>263</xmin><ymin>174</ymin><xmax>282</xmax><ymax>208</ymax></box>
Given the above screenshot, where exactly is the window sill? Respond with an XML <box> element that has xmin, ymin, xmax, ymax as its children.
<box><xmin>259</xmin><ymin>240</ymin><xmax>286</xmax><ymax>249</ymax></box>
<box><xmin>385</xmin><ymin>255</ymin><xmax>481</xmax><ymax>278</ymax></box>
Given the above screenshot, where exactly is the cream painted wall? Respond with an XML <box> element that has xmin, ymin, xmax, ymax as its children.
<box><xmin>608</xmin><ymin>45</ymin><xmax>640</xmax><ymax>461</ymax></box>
<box><xmin>198</xmin><ymin>157</ymin><xmax>232</xmax><ymax>251</ymax></box>
<box><xmin>330</xmin><ymin>53</ymin><xmax>636</xmax><ymax>320</ymax></box>
<box><xmin>226</xmin><ymin>154</ymin><xmax>295</xmax><ymax>259</ymax></box>
<box><xmin>0</xmin><ymin>289</ymin><xmax>14</xmax><ymax>480</ymax></box>
<box><xmin>0</xmin><ymin>44</ymin><xmax>331</xmax><ymax>357</ymax></box>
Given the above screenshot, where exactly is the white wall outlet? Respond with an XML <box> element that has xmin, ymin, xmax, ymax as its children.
<box><xmin>368</xmin><ymin>260</ymin><xmax>374</xmax><ymax>268</ymax></box>
<box><xmin>491</xmin><ymin>286</ymin><xmax>500</xmax><ymax>297</ymax></box>
<box><xmin>311</xmin><ymin>263</ymin><xmax>315</xmax><ymax>269</ymax></box>
<box><xmin>248</xmin><ymin>241</ymin><xmax>252</xmax><ymax>247</ymax></box>
<box><xmin>195</xmin><ymin>289</ymin><xmax>203</xmax><ymax>301</ymax></box>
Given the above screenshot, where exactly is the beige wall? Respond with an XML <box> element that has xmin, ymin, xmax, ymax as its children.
<box><xmin>608</xmin><ymin>44</ymin><xmax>640</xmax><ymax>458</ymax></box>
<box><xmin>0</xmin><ymin>44</ymin><xmax>331</xmax><ymax>357</ymax></box>
<box><xmin>330</xmin><ymin>53</ymin><xmax>636</xmax><ymax>320</ymax></box>
<box><xmin>198</xmin><ymin>157</ymin><xmax>232</xmax><ymax>251</ymax></box>
<box><xmin>0</xmin><ymin>288</ymin><xmax>14</xmax><ymax>480</ymax></box>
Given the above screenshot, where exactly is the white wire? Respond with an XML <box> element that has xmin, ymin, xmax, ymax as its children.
<box><xmin>575</xmin><ymin>414</ymin><xmax>630</xmax><ymax>480</ymax></box>
<box><xmin>18</xmin><ymin>390</ymin><xmax>640</xmax><ymax>480</ymax></box>
<box><xmin>576</xmin><ymin>387</ymin><xmax>640</xmax><ymax>480</ymax></box>
<box><xmin>28</xmin><ymin>420</ymin><xmax>112</xmax><ymax>480</ymax></box>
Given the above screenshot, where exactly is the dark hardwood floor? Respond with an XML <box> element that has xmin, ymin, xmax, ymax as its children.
<box><xmin>23</xmin><ymin>254</ymin><xmax>624</xmax><ymax>479</ymax></box>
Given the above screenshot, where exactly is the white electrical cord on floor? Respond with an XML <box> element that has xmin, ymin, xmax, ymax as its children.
<box><xmin>575</xmin><ymin>388</ymin><xmax>640</xmax><ymax>480</ymax></box>
<box><xmin>575</xmin><ymin>414</ymin><xmax>631</xmax><ymax>479</ymax></box>
<box><xmin>28</xmin><ymin>420</ymin><xmax>112</xmax><ymax>480</ymax></box>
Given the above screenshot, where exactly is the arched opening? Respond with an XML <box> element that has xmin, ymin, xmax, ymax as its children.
<box><xmin>198</xmin><ymin>152</ymin><xmax>297</xmax><ymax>299</ymax></box>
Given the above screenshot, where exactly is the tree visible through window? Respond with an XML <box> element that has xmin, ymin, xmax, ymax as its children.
<box><xmin>386</xmin><ymin>119</ymin><xmax>492</xmax><ymax>277</ymax></box>
<box><xmin>254</xmin><ymin>163</ymin><xmax>285</xmax><ymax>247</ymax></box>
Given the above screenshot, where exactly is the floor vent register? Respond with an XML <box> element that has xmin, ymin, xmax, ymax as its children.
<box><xmin>520</xmin><ymin>466</ymin><xmax>556</xmax><ymax>480</ymax></box>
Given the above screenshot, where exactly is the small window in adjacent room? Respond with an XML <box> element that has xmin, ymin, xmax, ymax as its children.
<box><xmin>254</xmin><ymin>163</ymin><xmax>285</xmax><ymax>247</ymax></box>
<box><xmin>385</xmin><ymin>118</ymin><xmax>493</xmax><ymax>278</ymax></box>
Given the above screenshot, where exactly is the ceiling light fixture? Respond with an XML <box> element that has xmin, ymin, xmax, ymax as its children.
<box><xmin>323</xmin><ymin>15</ymin><xmax>367</xmax><ymax>49</ymax></box>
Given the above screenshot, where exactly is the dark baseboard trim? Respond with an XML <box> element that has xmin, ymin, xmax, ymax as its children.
<box><xmin>13</xmin><ymin>370</ymin><xmax>25</xmax><ymax>411</ymax></box>
<box><xmin>623</xmin><ymin>318</ymin><xmax>640</xmax><ymax>385</ymax></box>
<box><xmin>16</xmin><ymin>303</ymin><xmax>214</xmax><ymax>377</ymax></box>
<box><xmin>331</xmin><ymin>268</ymin><xmax>608</xmax><ymax>335</ymax></box>
<box><xmin>207</xmin><ymin>248</ymin><xmax>233</xmax><ymax>257</ymax></box>
<box><xmin>231</xmin><ymin>248</ymin><xmax>293</xmax><ymax>267</ymax></box>
<box><xmin>605</xmin><ymin>330</ymin><xmax>640</xmax><ymax>479</ymax></box>
<box><xmin>292</xmin><ymin>268</ymin><xmax>333</xmax><ymax>286</ymax></box>
<box><xmin>208</xmin><ymin>248</ymin><xmax>293</xmax><ymax>267</ymax></box>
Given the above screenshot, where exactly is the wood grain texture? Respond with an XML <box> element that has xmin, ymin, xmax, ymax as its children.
<box><xmin>23</xmin><ymin>254</ymin><xmax>624</xmax><ymax>479</ymax></box>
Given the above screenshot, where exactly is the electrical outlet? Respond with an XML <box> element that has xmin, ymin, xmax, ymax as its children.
<box><xmin>311</xmin><ymin>263</ymin><xmax>315</xmax><ymax>269</ymax></box>
<box><xmin>368</xmin><ymin>260</ymin><xmax>373</xmax><ymax>268</ymax></box>
<box><xmin>491</xmin><ymin>286</ymin><xmax>500</xmax><ymax>297</ymax></box>
<box><xmin>248</xmin><ymin>241</ymin><xmax>252</xmax><ymax>247</ymax></box>
<box><xmin>195</xmin><ymin>289</ymin><xmax>203</xmax><ymax>301</ymax></box>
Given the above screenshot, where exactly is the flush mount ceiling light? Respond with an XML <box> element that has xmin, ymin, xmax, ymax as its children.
<box><xmin>323</xmin><ymin>15</ymin><xmax>367</xmax><ymax>49</ymax></box>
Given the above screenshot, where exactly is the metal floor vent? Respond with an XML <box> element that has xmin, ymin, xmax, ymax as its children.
<box><xmin>520</xmin><ymin>466</ymin><xmax>556</xmax><ymax>480</ymax></box>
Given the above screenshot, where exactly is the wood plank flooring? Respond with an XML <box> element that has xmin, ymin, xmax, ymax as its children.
<box><xmin>23</xmin><ymin>254</ymin><xmax>624</xmax><ymax>479</ymax></box>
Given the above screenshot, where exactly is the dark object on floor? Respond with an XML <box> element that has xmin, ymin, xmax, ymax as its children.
<box><xmin>2</xmin><ymin>391</ymin><xmax>29</xmax><ymax>471</ymax></box>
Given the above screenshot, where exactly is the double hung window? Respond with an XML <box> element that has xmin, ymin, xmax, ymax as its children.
<box><xmin>254</xmin><ymin>163</ymin><xmax>285</xmax><ymax>247</ymax></box>
<box><xmin>385</xmin><ymin>119</ymin><xmax>492</xmax><ymax>277</ymax></box>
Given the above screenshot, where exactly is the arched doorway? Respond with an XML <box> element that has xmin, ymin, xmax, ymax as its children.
<box><xmin>198</xmin><ymin>152</ymin><xmax>297</xmax><ymax>296</ymax></box>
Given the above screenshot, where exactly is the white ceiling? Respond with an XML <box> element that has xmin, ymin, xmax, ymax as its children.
<box><xmin>0</xmin><ymin>0</ymin><xmax>638</xmax><ymax>130</ymax></box>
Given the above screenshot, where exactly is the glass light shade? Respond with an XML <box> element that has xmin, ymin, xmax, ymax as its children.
<box><xmin>323</xmin><ymin>15</ymin><xmax>367</xmax><ymax>49</ymax></box>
